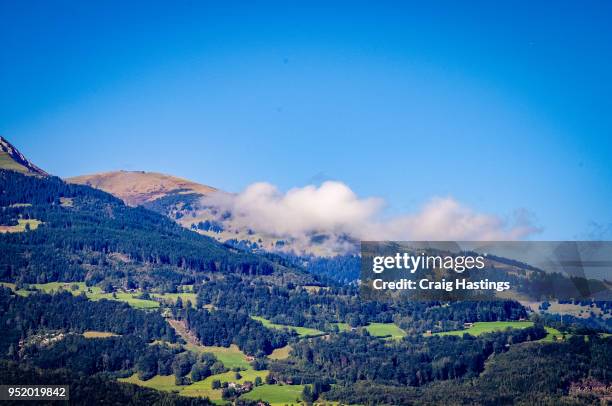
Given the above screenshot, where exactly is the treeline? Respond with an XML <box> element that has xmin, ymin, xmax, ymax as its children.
<box><xmin>0</xmin><ymin>287</ymin><xmax>229</xmax><ymax>391</ymax></box>
<box><xmin>141</xmin><ymin>191</ymin><xmax>201</xmax><ymax>219</ymax></box>
<box><xmin>0</xmin><ymin>360</ymin><xmax>214</xmax><ymax>406</ymax></box>
<box><xmin>194</xmin><ymin>276</ymin><xmax>527</xmax><ymax>334</ymax></box>
<box><xmin>0</xmin><ymin>170</ymin><xmax>289</xmax><ymax>285</ymax></box>
<box><xmin>180</xmin><ymin>307</ymin><xmax>289</xmax><ymax>356</ymax></box>
<box><xmin>0</xmin><ymin>288</ymin><xmax>175</xmax><ymax>356</ymax></box>
<box><xmin>162</xmin><ymin>351</ymin><xmax>227</xmax><ymax>385</ymax></box>
<box><xmin>542</xmin><ymin>313</ymin><xmax>612</xmax><ymax>334</ymax></box>
<box><xmin>24</xmin><ymin>334</ymin><xmax>226</xmax><ymax>387</ymax></box>
<box><xmin>270</xmin><ymin>326</ymin><xmax>546</xmax><ymax>387</ymax></box>
<box><xmin>519</xmin><ymin>270</ymin><xmax>610</xmax><ymax>302</ymax></box>
<box><xmin>195</xmin><ymin>276</ymin><xmax>389</xmax><ymax>331</ymax></box>
<box><xmin>394</xmin><ymin>300</ymin><xmax>528</xmax><ymax>335</ymax></box>
<box><xmin>24</xmin><ymin>334</ymin><xmax>159</xmax><ymax>376</ymax></box>
<box><xmin>303</xmin><ymin>254</ymin><xmax>361</xmax><ymax>284</ymax></box>
<box><xmin>325</xmin><ymin>335</ymin><xmax>612</xmax><ymax>405</ymax></box>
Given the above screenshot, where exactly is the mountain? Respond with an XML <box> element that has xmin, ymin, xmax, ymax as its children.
<box><xmin>67</xmin><ymin>171</ymin><xmax>353</xmax><ymax>256</ymax></box>
<box><xmin>1</xmin><ymin>139</ymin><xmax>610</xmax><ymax>406</ymax></box>
<box><xmin>0</xmin><ymin>168</ymin><xmax>314</xmax><ymax>286</ymax></box>
<box><xmin>67</xmin><ymin>170</ymin><xmax>298</xmax><ymax>254</ymax></box>
<box><xmin>0</xmin><ymin>136</ymin><xmax>48</xmax><ymax>176</ymax></box>
<box><xmin>67</xmin><ymin>171</ymin><xmax>217</xmax><ymax>206</ymax></box>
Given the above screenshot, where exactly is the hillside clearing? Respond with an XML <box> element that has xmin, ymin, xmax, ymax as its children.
<box><xmin>120</xmin><ymin>369</ymin><xmax>270</xmax><ymax>402</ymax></box>
<box><xmin>83</xmin><ymin>331</ymin><xmax>118</xmax><ymax>338</ymax></box>
<box><xmin>182</xmin><ymin>369</ymin><xmax>269</xmax><ymax>399</ymax></box>
<box><xmin>0</xmin><ymin>219</ymin><xmax>42</xmax><ymax>233</ymax></box>
<box><xmin>333</xmin><ymin>322</ymin><xmax>351</xmax><ymax>332</ymax></box>
<box><xmin>434</xmin><ymin>321</ymin><xmax>534</xmax><ymax>337</ymax></box>
<box><xmin>119</xmin><ymin>374</ymin><xmax>181</xmax><ymax>393</ymax></box>
<box><xmin>17</xmin><ymin>282</ymin><xmax>160</xmax><ymax>309</ymax></box>
<box><xmin>168</xmin><ymin>319</ymin><xmax>251</xmax><ymax>369</ymax></box>
<box><xmin>251</xmin><ymin>316</ymin><xmax>325</xmax><ymax>337</ymax></box>
<box><xmin>152</xmin><ymin>292</ymin><xmax>197</xmax><ymax>306</ymax></box>
<box><xmin>240</xmin><ymin>384</ymin><xmax>304</xmax><ymax>405</ymax></box>
<box><xmin>269</xmin><ymin>345</ymin><xmax>292</xmax><ymax>360</ymax></box>
<box><xmin>365</xmin><ymin>323</ymin><xmax>406</xmax><ymax>340</ymax></box>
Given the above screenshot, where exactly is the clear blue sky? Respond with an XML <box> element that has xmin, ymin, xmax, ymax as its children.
<box><xmin>1</xmin><ymin>1</ymin><xmax>611</xmax><ymax>240</ymax></box>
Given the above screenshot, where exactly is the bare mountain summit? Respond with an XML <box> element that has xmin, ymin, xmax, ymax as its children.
<box><xmin>67</xmin><ymin>170</ymin><xmax>217</xmax><ymax>206</ymax></box>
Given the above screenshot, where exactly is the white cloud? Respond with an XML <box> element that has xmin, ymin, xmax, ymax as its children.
<box><xmin>203</xmin><ymin>181</ymin><xmax>539</xmax><ymax>255</ymax></box>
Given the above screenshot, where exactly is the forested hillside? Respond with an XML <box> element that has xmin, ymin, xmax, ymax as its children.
<box><xmin>0</xmin><ymin>170</ymin><xmax>313</xmax><ymax>287</ymax></box>
<box><xmin>1</xmin><ymin>167</ymin><xmax>611</xmax><ymax>405</ymax></box>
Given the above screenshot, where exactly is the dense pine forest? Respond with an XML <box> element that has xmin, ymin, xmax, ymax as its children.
<box><xmin>1</xmin><ymin>168</ymin><xmax>611</xmax><ymax>405</ymax></box>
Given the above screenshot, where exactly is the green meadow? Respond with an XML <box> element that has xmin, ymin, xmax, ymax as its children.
<box><xmin>119</xmin><ymin>374</ymin><xmax>182</xmax><ymax>393</ymax></box>
<box><xmin>10</xmin><ymin>282</ymin><xmax>160</xmax><ymax>309</ymax></box>
<box><xmin>90</xmin><ymin>291</ymin><xmax>159</xmax><ymax>309</ymax></box>
<box><xmin>240</xmin><ymin>384</ymin><xmax>304</xmax><ymax>405</ymax></box>
<box><xmin>186</xmin><ymin>344</ymin><xmax>251</xmax><ymax>370</ymax></box>
<box><xmin>432</xmin><ymin>321</ymin><xmax>573</xmax><ymax>343</ymax></box>
<box><xmin>251</xmin><ymin>316</ymin><xmax>325</xmax><ymax>337</ymax></box>
<box><xmin>434</xmin><ymin>321</ymin><xmax>534</xmax><ymax>337</ymax></box>
<box><xmin>152</xmin><ymin>292</ymin><xmax>197</xmax><ymax>306</ymax></box>
<box><xmin>0</xmin><ymin>282</ymin><xmax>27</xmax><ymax>296</ymax></box>
<box><xmin>182</xmin><ymin>369</ymin><xmax>268</xmax><ymax>399</ymax></box>
<box><xmin>120</xmin><ymin>369</ymin><xmax>269</xmax><ymax>402</ymax></box>
<box><xmin>168</xmin><ymin>318</ymin><xmax>252</xmax><ymax>370</ymax></box>
<box><xmin>365</xmin><ymin>323</ymin><xmax>406</xmax><ymax>340</ymax></box>
<box><xmin>540</xmin><ymin>326</ymin><xmax>565</xmax><ymax>342</ymax></box>
<box><xmin>333</xmin><ymin>322</ymin><xmax>351</xmax><ymax>332</ymax></box>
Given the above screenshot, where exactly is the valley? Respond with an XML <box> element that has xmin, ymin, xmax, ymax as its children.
<box><xmin>0</xmin><ymin>140</ymin><xmax>610</xmax><ymax>405</ymax></box>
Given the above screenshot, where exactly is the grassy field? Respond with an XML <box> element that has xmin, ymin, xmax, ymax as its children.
<box><xmin>365</xmin><ymin>323</ymin><xmax>406</xmax><ymax>340</ymax></box>
<box><xmin>119</xmin><ymin>374</ymin><xmax>181</xmax><ymax>392</ymax></box>
<box><xmin>153</xmin><ymin>292</ymin><xmax>197</xmax><ymax>306</ymax></box>
<box><xmin>3</xmin><ymin>281</ymin><xmax>200</xmax><ymax>310</ymax></box>
<box><xmin>150</xmin><ymin>340</ymin><xmax>183</xmax><ymax>349</ymax></box>
<box><xmin>25</xmin><ymin>282</ymin><xmax>160</xmax><ymax>309</ymax></box>
<box><xmin>540</xmin><ymin>326</ymin><xmax>565</xmax><ymax>342</ymax></box>
<box><xmin>192</xmin><ymin>345</ymin><xmax>251</xmax><ymax>370</ymax></box>
<box><xmin>252</xmin><ymin>316</ymin><xmax>325</xmax><ymax>337</ymax></box>
<box><xmin>434</xmin><ymin>321</ymin><xmax>534</xmax><ymax>337</ymax></box>
<box><xmin>240</xmin><ymin>384</ymin><xmax>304</xmax><ymax>405</ymax></box>
<box><xmin>31</xmin><ymin>282</ymin><xmax>91</xmax><ymax>294</ymax></box>
<box><xmin>168</xmin><ymin>319</ymin><xmax>251</xmax><ymax>370</ymax></box>
<box><xmin>182</xmin><ymin>369</ymin><xmax>269</xmax><ymax>399</ymax></box>
<box><xmin>90</xmin><ymin>291</ymin><xmax>159</xmax><ymax>309</ymax></box>
<box><xmin>430</xmin><ymin>321</ymin><xmax>583</xmax><ymax>343</ymax></box>
<box><xmin>0</xmin><ymin>282</ymin><xmax>30</xmax><ymax>296</ymax></box>
<box><xmin>333</xmin><ymin>322</ymin><xmax>351</xmax><ymax>332</ymax></box>
<box><xmin>83</xmin><ymin>331</ymin><xmax>118</xmax><ymax>338</ymax></box>
<box><xmin>268</xmin><ymin>345</ymin><xmax>292</xmax><ymax>360</ymax></box>
<box><xmin>121</xmin><ymin>369</ymin><xmax>270</xmax><ymax>402</ymax></box>
<box><xmin>0</xmin><ymin>219</ymin><xmax>42</xmax><ymax>233</ymax></box>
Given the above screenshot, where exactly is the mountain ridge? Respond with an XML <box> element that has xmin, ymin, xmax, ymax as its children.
<box><xmin>0</xmin><ymin>136</ymin><xmax>48</xmax><ymax>176</ymax></box>
<box><xmin>67</xmin><ymin>170</ymin><xmax>218</xmax><ymax>206</ymax></box>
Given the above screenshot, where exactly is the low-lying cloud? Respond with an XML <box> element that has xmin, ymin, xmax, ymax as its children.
<box><xmin>203</xmin><ymin>181</ymin><xmax>539</xmax><ymax>255</ymax></box>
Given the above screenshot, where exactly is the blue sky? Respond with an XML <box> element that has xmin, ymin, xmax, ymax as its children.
<box><xmin>1</xmin><ymin>1</ymin><xmax>611</xmax><ymax>240</ymax></box>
